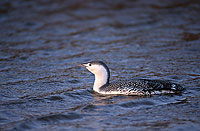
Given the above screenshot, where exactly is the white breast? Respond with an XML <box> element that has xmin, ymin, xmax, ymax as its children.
<box><xmin>92</xmin><ymin>65</ymin><xmax>108</xmax><ymax>93</ymax></box>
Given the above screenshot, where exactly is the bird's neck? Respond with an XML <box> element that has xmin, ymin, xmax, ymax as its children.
<box><xmin>93</xmin><ymin>69</ymin><xmax>109</xmax><ymax>93</ymax></box>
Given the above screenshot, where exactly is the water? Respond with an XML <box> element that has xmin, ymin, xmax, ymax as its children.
<box><xmin>0</xmin><ymin>0</ymin><xmax>200</xmax><ymax>130</ymax></box>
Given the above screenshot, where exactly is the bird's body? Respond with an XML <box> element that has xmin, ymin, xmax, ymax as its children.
<box><xmin>99</xmin><ymin>79</ymin><xmax>183</xmax><ymax>95</ymax></box>
<box><xmin>80</xmin><ymin>61</ymin><xmax>184</xmax><ymax>95</ymax></box>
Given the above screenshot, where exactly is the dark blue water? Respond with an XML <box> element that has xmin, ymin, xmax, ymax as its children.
<box><xmin>0</xmin><ymin>0</ymin><xmax>200</xmax><ymax>130</ymax></box>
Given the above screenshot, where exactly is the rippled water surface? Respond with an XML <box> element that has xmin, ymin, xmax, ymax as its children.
<box><xmin>0</xmin><ymin>0</ymin><xmax>200</xmax><ymax>130</ymax></box>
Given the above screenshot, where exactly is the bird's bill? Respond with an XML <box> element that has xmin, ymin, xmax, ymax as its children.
<box><xmin>77</xmin><ymin>63</ymin><xmax>88</xmax><ymax>67</ymax></box>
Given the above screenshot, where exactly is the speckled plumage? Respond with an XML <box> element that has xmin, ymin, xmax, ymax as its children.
<box><xmin>100</xmin><ymin>79</ymin><xmax>184</xmax><ymax>95</ymax></box>
<box><xmin>80</xmin><ymin>61</ymin><xmax>184</xmax><ymax>95</ymax></box>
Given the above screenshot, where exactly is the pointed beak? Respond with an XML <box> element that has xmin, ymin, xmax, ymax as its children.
<box><xmin>76</xmin><ymin>63</ymin><xmax>87</xmax><ymax>67</ymax></box>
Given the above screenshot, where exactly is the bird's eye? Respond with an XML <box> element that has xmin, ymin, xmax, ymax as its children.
<box><xmin>89</xmin><ymin>63</ymin><xmax>91</xmax><ymax>66</ymax></box>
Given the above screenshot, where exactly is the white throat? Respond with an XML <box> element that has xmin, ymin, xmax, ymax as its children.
<box><xmin>93</xmin><ymin>66</ymin><xmax>109</xmax><ymax>93</ymax></box>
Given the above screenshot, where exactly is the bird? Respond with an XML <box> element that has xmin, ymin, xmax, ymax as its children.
<box><xmin>79</xmin><ymin>61</ymin><xmax>184</xmax><ymax>95</ymax></box>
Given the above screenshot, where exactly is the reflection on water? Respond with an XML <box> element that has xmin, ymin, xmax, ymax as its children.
<box><xmin>0</xmin><ymin>0</ymin><xmax>200</xmax><ymax>130</ymax></box>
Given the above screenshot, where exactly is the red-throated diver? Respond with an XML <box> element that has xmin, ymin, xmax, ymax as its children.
<box><xmin>79</xmin><ymin>61</ymin><xmax>184</xmax><ymax>95</ymax></box>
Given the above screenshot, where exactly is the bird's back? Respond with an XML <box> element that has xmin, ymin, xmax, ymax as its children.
<box><xmin>99</xmin><ymin>79</ymin><xmax>184</xmax><ymax>95</ymax></box>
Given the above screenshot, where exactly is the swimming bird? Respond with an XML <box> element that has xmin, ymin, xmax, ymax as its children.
<box><xmin>79</xmin><ymin>61</ymin><xmax>184</xmax><ymax>95</ymax></box>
